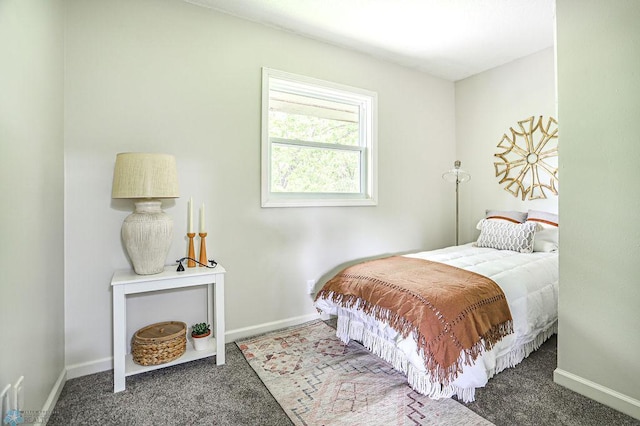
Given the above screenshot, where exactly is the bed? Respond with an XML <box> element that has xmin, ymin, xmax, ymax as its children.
<box><xmin>314</xmin><ymin>210</ymin><xmax>559</xmax><ymax>403</ymax></box>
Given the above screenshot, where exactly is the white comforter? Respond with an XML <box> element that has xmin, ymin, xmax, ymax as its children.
<box><xmin>315</xmin><ymin>244</ymin><xmax>559</xmax><ymax>402</ymax></box>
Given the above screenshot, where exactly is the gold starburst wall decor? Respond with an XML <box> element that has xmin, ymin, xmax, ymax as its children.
<box><xmin>494</xmin><ymin>116</ymin><xmax>559</xmax><ymax>200</ymax></box>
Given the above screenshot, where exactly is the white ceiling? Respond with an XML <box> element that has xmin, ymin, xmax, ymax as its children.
<box><xmin>185</xmin><ymin>0</ymin><xmax>555</xmax><ymax>81</ymax></box>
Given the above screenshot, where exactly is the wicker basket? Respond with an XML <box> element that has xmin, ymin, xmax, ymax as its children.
<box><xmin>132</xmin><ymin>321</ymin><xmax>186</xmax><ymax>366</ymax></box>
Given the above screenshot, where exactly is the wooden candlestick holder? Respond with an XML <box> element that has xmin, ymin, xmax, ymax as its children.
<box><xmin>198</xmin><ymin>233</ymin><xmax>207</xmax><ymax>267</ymax></box>
<box><xmin>187</xmin><ymin>233</ymin><xmax>196</xmax><ymax>268</ymax></box>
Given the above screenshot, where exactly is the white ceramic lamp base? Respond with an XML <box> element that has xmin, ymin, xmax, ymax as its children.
<box><xmin>122</xmin><ymin>200</ymin><xmax>173</xmax><ymax>275</ymax></box>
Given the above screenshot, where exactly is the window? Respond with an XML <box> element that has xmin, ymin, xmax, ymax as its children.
<box><xmin>261</xmin><ymin>68</ymin><xmax>378</xmax><ymax>207</ymax></box>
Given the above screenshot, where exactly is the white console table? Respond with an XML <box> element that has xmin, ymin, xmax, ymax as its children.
<box><xmin>111</xmin><ymin>264</ymin><xmax>226</xmax><ymax>392</ymax></box>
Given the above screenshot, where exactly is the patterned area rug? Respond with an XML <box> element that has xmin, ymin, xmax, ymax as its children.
<box><xmin>237</xmin><ymin>320</ymin><xmax>493</xmax><ymax>426</ymax></box>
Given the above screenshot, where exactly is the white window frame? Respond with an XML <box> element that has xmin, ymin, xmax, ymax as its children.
<box><xmin>261</xmin><ymin>68</ymin><xmax>378</xmax><ymax>207</ymax></box>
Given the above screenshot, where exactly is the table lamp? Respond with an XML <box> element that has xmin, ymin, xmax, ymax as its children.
<box><xmin>112</xmin><ymin>152</ymin><xmax>179</xmax><ymax>275</ymax></box>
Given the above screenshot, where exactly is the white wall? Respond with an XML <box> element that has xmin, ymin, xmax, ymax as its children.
<box><xmin>64</xmin><ymin>0</ymin><xmax>456</xmax><ymax>374</ymax></box>
<box><xmin>455</xmin><ymin>48</ymin><xmax>557</xmax><ymax>243</ymax></box>
<box><xmin>555</xmin><ymin>0</ymin><xmax>640</xmax><ymax>419</ymax></box>
<box><xmin>0</xmin><ymin>0</ymin><xmax>65</xmax><ymax>415</ymax></box>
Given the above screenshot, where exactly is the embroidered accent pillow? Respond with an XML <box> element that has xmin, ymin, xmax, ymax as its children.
<box><xmin>476</xmin><ymin>219</ymin><xmax>538</xmax><ymax>253</ymax></box>
<box><xmin>476</xmin><ymin>210</ymin><xmax>528</xmax><ymax>232</ymax></box>
<box><xmin>527</xmin><ymin>210</ymin><xmax>559</xmax><ymax>252</ymax></box>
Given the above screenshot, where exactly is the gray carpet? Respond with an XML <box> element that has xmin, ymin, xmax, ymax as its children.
<box><xmin>48</xmin><ymin>344</ymin><xmax>292</xmax><ymax>425</ymax></box>
<box><xmin>463</xmin><ymin>334</ymin><xmax>639</xmax><ymax>426</ymax></box>
<box><xmin>48</xmin><ymin>327</ymin><xmax>639</xmax><ymax>425</ymax></box>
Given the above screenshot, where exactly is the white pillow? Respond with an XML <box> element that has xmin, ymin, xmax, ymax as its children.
<box><xmin>527</xmin><ymin>210</ymin><xmax>559</xmax><ymax>252</ymax></box>
<box><xmin>476</xmin><ymin>219</ymin><xmax>539</xmax><ymax>253</ymax></box>
<box><xmin>476</xmin><ymin>209</ymin><xmax>527</xmax><ymax>232</ymax></box>
<box><xmin>484</xmin><ymin>209</ymin><xmax>527</xmax><ymax>223</ymax></box>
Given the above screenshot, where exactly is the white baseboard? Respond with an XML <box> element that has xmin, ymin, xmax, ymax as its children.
<box><xmin>40</xmin><ymin>368</ymin><xmax>66</xmax><ymax>425</ymax></box>
<box><xmin>554</xmin><ymin>368</ymin><xmax>640</xmax><ymax>420</ymax></box>
<box><xmin>65</xmin><ymin>357</ymin><xmax>113</xmax><ymax>380</ymax></box>
<box><xmin>64</xmin><ymin>313</ymin><xmax>322</xmax><ymax>380</ymax></box>
<box><xmin>225</xmin><ymin>313</ymin><xmax>321</xmax><ymax>342</ymax></box>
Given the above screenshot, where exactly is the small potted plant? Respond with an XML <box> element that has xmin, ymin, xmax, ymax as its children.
<box><xmin>191</xmin><ymin>322</ymin><xmax>211</xmax><ymax>351</ymax></box>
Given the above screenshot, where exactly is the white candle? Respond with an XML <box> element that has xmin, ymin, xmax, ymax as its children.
<box><xmin>200</xmin><ymin>202</ymin><xmax>205</xmax><ymax>233</ymax></box>
<box><xmin>188</xmin><ymin>197</ymin><xmax>193</xmax><ymax>233</ymax></box>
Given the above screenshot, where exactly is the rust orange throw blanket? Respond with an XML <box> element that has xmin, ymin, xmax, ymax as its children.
<box><xmin>315</xmin><ymin>256</ymin><xmax>513</xmax><ymax>384</ymax></box>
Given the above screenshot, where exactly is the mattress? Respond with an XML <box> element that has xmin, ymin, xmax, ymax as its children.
<box><xmin>314</xmin><ymin>243</ymin><xmax>559</xmax><ymax>402</ymax></box>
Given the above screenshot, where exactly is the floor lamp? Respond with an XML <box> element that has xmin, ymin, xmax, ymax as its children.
<box><xmin>442</xmin><ymin>160</ymin><xmax>471</xmax><ymax>245</ymax></box>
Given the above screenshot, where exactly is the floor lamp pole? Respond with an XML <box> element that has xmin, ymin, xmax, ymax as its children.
<box><xmin>455</xmin><ymin>178</ymin><xmax>460</xmax><ymax>246</ymax></box>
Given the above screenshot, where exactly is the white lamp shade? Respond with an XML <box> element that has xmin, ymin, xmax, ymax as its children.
<box><xmin>442</xmin><ymin>160</ymin><xmax>471</xmax><ymax>184</ymax></box>
<box><xmin>112</xmin><ymin>152</ymin><xmax>179</xmax><ymax>199</ymax></box>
